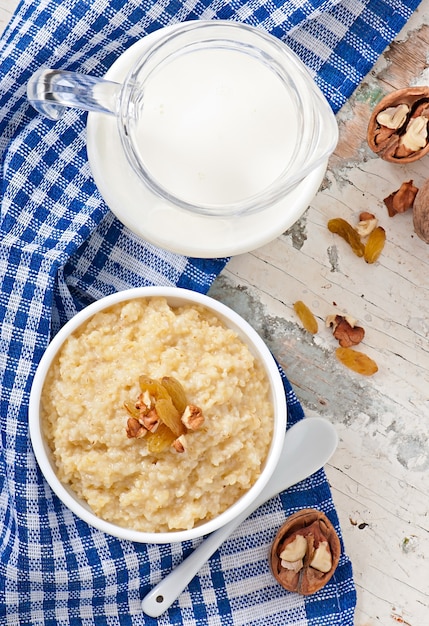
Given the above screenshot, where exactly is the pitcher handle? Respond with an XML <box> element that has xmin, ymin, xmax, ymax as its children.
<box><xmin>27</xmin><ymin>69</ymin><xmax>121</xmax><ymax>121</ymax></box>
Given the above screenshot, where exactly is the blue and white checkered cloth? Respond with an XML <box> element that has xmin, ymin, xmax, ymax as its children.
<box><xmin>0</xmin><ymin>0</ymin><xmax>421</xmax><ymax>623</ymax></box>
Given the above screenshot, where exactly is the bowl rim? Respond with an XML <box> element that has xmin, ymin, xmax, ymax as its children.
<box><xmin>29</xmin><ymin>286</ymin><xmax>287</xmax><ymax>543</ymax></box>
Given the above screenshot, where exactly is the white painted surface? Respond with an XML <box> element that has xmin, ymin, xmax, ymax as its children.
<box><xmin>0</xmin><ymin>0</ymin><xmax>15</xmax><ymax>33</ymax></box>
<box><xmin>1</xmin><ymin>1</ymin><xmax>428</xmax><ymax>624</ymax></box>
<box><xmin>209</xmin><ymin>5</ymin><xmax>429</xmax><ymax>625</ymax></box>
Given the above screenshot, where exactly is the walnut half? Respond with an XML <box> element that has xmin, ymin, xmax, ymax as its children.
<box><xmin>413</xmin><ymin>177</ymin><xmax>429</xmax><ymax>243</ymax></box>
<box><xmin>270</xmin><ymin>509</ymin><xmax>341</xmax><ymax>595</ymax></box>
<box><xmin>367</xmin><ymin>87</ymin><xmax>429</xmax><ymax>163</ymax></box>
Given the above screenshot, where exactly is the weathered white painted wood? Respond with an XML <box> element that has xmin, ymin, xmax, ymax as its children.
<box><xmin>209</xmin><ymin>5</ymin><xmax>429</xmax><ymax>624</ymax></box>
<box><xmin>0</xmin><ymin>0</ymin><xmax>17</xmax><ymax>35</ymax></box>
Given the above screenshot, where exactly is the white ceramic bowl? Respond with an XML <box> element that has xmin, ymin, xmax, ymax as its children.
<box><xmin>29</xmin><ymin>287</ymin><xmax>287</xmax><ymax>543</ymax></box>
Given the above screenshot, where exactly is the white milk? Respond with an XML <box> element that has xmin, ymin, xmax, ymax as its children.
<box><xmin>132</xmin><ymin>48</ymin><xmax>298</xmax><ymax>206</ymax></box>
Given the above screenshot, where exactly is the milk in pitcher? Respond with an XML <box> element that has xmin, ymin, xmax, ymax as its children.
<box><xmin>130</xmin><ymin>48</ymin><xmax>298</xmax><ymax>207</ymax></box>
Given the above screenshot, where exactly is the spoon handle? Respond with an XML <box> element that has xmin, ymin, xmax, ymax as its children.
<box><xmin>141</xmin><ymin>505</ymin><xmax>253</xmax><ymax>617</ymax></box>
<box><xmin>140</xmin><ymin>418</ymin><xmax>337</xmax><ymax>617</ymax></box>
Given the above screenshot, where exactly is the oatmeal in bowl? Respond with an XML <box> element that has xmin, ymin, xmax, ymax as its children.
<box><xmin>29</xmin><ymin>287</ymin><xmax>287</xmax><ymax>543</ymax></box>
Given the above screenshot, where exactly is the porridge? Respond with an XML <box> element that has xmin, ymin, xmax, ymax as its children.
<box><xmin>41</xmin><ymin>296</ymin><xmax>274</xmax><ymax>532</ymax></box>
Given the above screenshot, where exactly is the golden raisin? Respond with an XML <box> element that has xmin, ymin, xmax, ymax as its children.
<box><xmin>364</xmin><ymin>226</ymin><xmax>386</xmax><ymax>264</ymax></box>
<box><xmin>327</xmin><ymin>218</ymin><xmax>365</xmax><ymax>257</ymax></box>
<box><xmin>123</xmin><ymin>400</ymin><xmax>140</xmax><ymax>419</ymax></box>
<box><xmin>335</xmin><ymin>347</ymin><xmax>378</xmax><ymax>376</ymax></box>
<box><xmin>161</xmin><ymin>376</ymin><xmax>188</xmax><ymax>414</ymax></box>
<box><xmin>293</xmin><ymin>301</ymin><xmax>318</xmax><ymax>334</ymax></box>
<box><xmin>146</xmin><ymin>423</ymin><xmax>177</xmax><ymax>453</ymax></box>
<box><xmin>139</xmin><ymin>375</ymin><xmax>169</xmax><ymax>400</ymax></box>
<box><xmin>155</xmin><ymin>398</ymin><xmax>185</xmax><ymax>437</ymax></box>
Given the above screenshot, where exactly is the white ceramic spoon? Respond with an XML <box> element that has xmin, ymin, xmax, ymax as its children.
<box><xmin>141</xmin><ymin>417</ymin><xmax>338</xmax><ymax>617</ymax></box>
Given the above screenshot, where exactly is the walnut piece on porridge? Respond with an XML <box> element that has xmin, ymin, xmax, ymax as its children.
<box><xmin>124</xmin><ymin>374</ymin><xmax>204</xmax><ymax>453</ymax></box>
<box><xmin>181</xmin><ymin>405</ymin><xmax>204</xmax><ymax>430</ymax></box>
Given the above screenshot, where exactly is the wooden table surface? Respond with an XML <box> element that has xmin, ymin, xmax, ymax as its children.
<box><xmin>209</xmin><ymin>6</ymin><xmax>429</xmax><ymax>625</ymax></box>
<box><xmin>1</xmin><ymin>1</ymin><xmax>428</xmax><ymax>624</ymax></box>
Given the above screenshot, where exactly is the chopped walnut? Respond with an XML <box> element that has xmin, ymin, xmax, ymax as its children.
<box><xmin>326</xmin><ymin>314</ymin><xmax>365</xmax><ymax>347</ymax></box>
<box><xmin>126</xmin><ymin>417</ymin><xmax>147</xmax><ymax>439</ymax></box>
<box><xmin>135</xmin><ymin>390</ymin><xmax>151</xmax><ymax>413</ymax></box>
<box><xmin>359</xmin><ymin>211</ymin><xmax>376</xmax><ymax>221</ymax></box>
<box><xmin>356</xmin><ymin>212</ymin><xmax>378</xmax><ymax>237</ymax></box>
<box><xmin>384</xmin><ymin>180</ymin><xmax>418</xmax><ymax>217</ymax></box>
<box><xmin>172</xmin><ymin>434</ymin><xmax>187</xmax><ymax>453</ymax></box>
<box><xmin>181</xmin><ymin>404</ymin><xmax>205</xmax><ymax>430</ymax></box>
<box><xmin>124</xmin><ymin>374</ymin><xmax>205</xmax><ymax>453</ymax></box>
<box><xmin>140</xmin><ymin>408</ymin><xmax>159</xmax><ymax>432</ymax></box>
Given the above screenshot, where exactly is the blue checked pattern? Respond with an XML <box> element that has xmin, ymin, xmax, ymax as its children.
<box><xmin>0</xmin><ymin>0</ymin><xmax>421</xmax><ymax>623</ymax></box>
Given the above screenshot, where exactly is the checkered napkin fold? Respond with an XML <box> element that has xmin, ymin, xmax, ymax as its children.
<box><xmin>0</xmin><ymin>0</ymin><xmax>421</xmax><ymax>623</ymax></box>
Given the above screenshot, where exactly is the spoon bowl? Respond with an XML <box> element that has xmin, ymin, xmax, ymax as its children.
<box><xmin>141</xmin><ymin>416</ymin><xmax>338</xmax><ymax>617</ymax></box>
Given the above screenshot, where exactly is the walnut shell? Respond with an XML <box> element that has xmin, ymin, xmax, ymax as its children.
<box><xmin>270</xmin><ymin>508</ymin><xmax>341</xmax><ymax>595</ymax></box>
<box><xmin>367</xmin><ymin>87</ymin><xmax>429</xmax><ymax>163</ymax></box>
<box><xmin>413</xmin><ymin>178</ymin><xmax>429</xmax><ymax>243</ymax></box>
